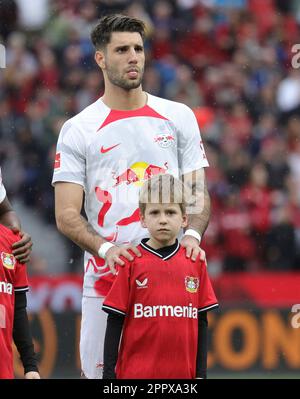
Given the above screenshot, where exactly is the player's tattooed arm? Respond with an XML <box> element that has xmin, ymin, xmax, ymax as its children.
<box><xmin>183</xmin><ymin>168</ymin><xmax>211</xmax><ymax>236</ymax></box>
<box><xmin>55</xmin><ymin>182</ymin><xmax>142</xmax><ymax>272</ymax></box>
<box><xmin>180</xmin><ymin>169</ymin><xmax>210</xmax><ymax>262</ymax></box>
<box><xmin>54</xmin><ymin>182</ymin><xmax>106</xmax><ymax>256</ymax></box>
<box><xmin>86</xmin><ymin>220</ymin><xmax>100</xmax><ymax>237</ymax></box>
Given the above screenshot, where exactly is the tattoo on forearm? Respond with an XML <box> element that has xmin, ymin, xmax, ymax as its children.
<box><xmin>58</xmin><ymin>210</ymin><xmax>102</xmax><ymax>255</ymax></box>
<box><xmin>85</xmin><ymin>219</ymin><xmax>99</xmax><ymax>237</ymax></box>
<box><xmin>183</xmin><ymin>172</ymin><xmax>211</xmax><ymax>236</ymax></box>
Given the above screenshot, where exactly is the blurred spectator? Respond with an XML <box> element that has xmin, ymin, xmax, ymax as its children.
<box><xmin>0</xmin><ymin>0</ymin><xmax>18</xmax><ymax>40</ymax></box>
<box><xmin>220</xmin><ymin>188</ymin><xmax>256</xmax><ymax>272</ymax></box>
<box><xmin>260</xmin><ymin>136</ymin><xmax>290</xmax><ymax>191</ymax></box>
<box><xmin>288</xmin><ymin>138</ymin><xmax>300</xmax><ymax>203</ymax></box>
<box><xmin>15</xmin><ymin>0</ymin><xmax>49</xmax><ymax>31</ymax></box>
<box><xmin>165</xmin><ymin>64</ymin><xmax>203</xmax><ymax>108</ymax></box>
<box><xmin>241</xmin><ymin>162</ymin><xmax>273</xmax><ymax>267</ymax></box>
<box><xmin>292</xmin><ymin>0</ymin><xmax>300</xmax><ymax>23</ymax></box>
<box><xmin>97</xmin><ymin>0</ymin><xmax>133</xmax><ymax>15</ymax></box>
<box><xmin>266</xmin><ymin>204</ymin><xmax>296</xmax><ymax>270</ymax></box>
<box><xmin>276</xmin><ymin>69</ymin><xmax>300</xmax><ymax>123</ymax></box>
<box><xmin>143</xmin><ymin>66</ymin><xmax>164</xmax><ymax>97</ymax></box>
<box><xmin>126</xmin><ymin>1</ymin><xmax>154</xmax><ymax>37</ymax></box>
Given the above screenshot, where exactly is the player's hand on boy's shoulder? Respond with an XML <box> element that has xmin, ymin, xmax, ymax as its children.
<box><xmin>10</xmin><ymin>228</ymin><xmax>33</xmax><ymax>264</ymax></box>
<box><xmin>24</xmin><ymin>371</ymin><xmax>41</xmax><ymax>379</ymax></box>
<box><xmin>106</xmin><ymin>244</ymin><xmax>142</xmax><ymax>274</ymax></box>
<box><xmin>181</xmin><ymin>235</ymin><xmax>206</xmax><ymax>263</ymax></box>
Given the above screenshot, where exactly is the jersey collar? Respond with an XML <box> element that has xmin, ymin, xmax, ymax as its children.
<box><xmin>140</xmin><ymin>238</ymin><xmax>180</xmax><ymax>261</ymax></box>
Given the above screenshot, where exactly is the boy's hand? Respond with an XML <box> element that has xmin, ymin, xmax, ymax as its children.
<box><xmin>106</xmin><ymin>245</ymin><xmax>142</xmax><ymax>274</ymax></box>
<box><xmin>11</xmin><ymin>228</ymin><xmax>33</xmax><ymax>263</ymax></box>
<box><xmin>25</xmin><ymin>371</ymin><xmax>40</xmax><ymax>379</ymax></box>
<box><xmin>181</xmin><ymin>235</ymin><xmax>206</xmax><ymax>262</ymax></box>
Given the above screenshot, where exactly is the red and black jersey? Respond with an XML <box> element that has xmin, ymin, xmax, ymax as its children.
<box><xmin>103</xmin><ymin>239</ymin><xmax>218</xmax><ymax>379</ymax></box>
<box><xmin>0</xmin><ymin>224</ymin><xmax>29</xmax><ymax>379</ymax></box>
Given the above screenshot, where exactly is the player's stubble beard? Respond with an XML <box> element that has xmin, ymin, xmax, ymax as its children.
<box><xmin>106</xmin><ymin>63</ymin><xmax>144</xmax><ymax>91</ymax></box>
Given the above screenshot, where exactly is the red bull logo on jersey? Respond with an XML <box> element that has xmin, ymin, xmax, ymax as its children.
<box><xmin>134</xmin><ymin>303</ymin><xmax>198</xmax><ymax>319</ymax></box>
<box><xmin>1</xmin><ymin>252</ymin><xmax>16</xmax><ymax>270</ymax></box>
<box><xmin>154</xmin><ymin>133</ymin><xmax>175</xmax><ymax>148</ymax></box>
<box><xmin>185</xmin><ymin>277</ymin><xmax>199</xmax><ymax>293</ymax></box>
<box><xmin>112</xmin><ymin>161</ymin><xmax>168</xmax><ymax>187</ymax></box>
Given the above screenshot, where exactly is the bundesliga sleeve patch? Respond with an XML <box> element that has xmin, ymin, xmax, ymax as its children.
<box><xmin>54</xmin><ymin>152</ymin><xmax>61</xmax><ymax>169</ymax></box>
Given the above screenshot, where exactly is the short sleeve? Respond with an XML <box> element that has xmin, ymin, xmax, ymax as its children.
<box><xmin>0</xmin><ymin>168</ymin><xmax>6</xmax><ymax>203</ymax></box>
<box><xmin>177</xmin><ymin>105</ymin><xmax>209</xmax><ymax>175</ymax></box>
<box><xmin>102</xmin><ymin>261</ymin><xmax>131</xmax><ymax>316</ymax></box>
<box><xmin>52</xmin><ymin>120</ymin><xmax>86</xmax><ymax>187</ymax></box>
<box><xmin>198</xmin><ymin>260</ymin><xmax>218</xmax><ymax>312</ymax></box>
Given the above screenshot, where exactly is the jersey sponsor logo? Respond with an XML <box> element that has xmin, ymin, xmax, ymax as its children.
<box><xmin>135</xmin><ymin>278</ymin><xmax>148</xmax><ymax>288</ymax></box>
<box><xmin>54</xmin><ymin>152</ymin><xmax>61</xmax><ymax>169</ymax></box>
<box><xmin>0</xmin><ymin>281</ymin><xmax>13</xmax><ymax>295</ymax></box>
<box><xmin>1</xmin><ymin>252</ymin><xmax>16</xmax><ymax>270</ymax></box>
<box><xmin>185</xmin><ymin>276</ymin><xmax>199</xmax><ymax>293</ymax></box>
<box><xmin>100</xmin><ymin>143</ymin><xmax>120</xmax><ymax>154</ymax></box>
<box><xmin>134</xmin><ymin>303</ymin><xmax>198</xmax><ymax>319</ymax></box>
<box><xmin>112</xmin><ymin>161</ymin><xmax>168</xmax><ymax>187</ymax></box>
<box><xmin>154</xmin><ymin>132</ymin><xmax>175</xmax><ymax>148</ymax></box>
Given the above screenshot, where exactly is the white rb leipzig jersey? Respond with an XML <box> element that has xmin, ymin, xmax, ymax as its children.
<box><xmin>52</xmin><ymin>93</ymin><xmax>209</xmax><ymax>297</ymax></box>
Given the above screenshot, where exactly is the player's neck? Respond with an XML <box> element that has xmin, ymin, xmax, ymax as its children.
<box><xmin>102</xmin><ymin>86</ymin><xmax>147</xmax><ymax>110</ymax></box>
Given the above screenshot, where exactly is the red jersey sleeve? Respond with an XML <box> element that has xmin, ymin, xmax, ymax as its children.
<box><xmin>0</xmin><ymin>226</ymin><xmax>29</xmax><ymax>292</ymax></box>
<box><xmin>11</xmin><ymin>232</ymin><xmax>29</xmax><ymax>292</ymax></box>
<box><xmin>102</xmin><ymin>260</ymin><xmax>131</xmax><ymax>316</ymax></box>
<box><xmin>14</xmin><ymin>261</ymin><xmax>29</xmax><ymax>292</ymax></box>
<box><xmin>198</xmin><ymin>260</ymin><xmax>219</xmax><ymax>312</ymax></box>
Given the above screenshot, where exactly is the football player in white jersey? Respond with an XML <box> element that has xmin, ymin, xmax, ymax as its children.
<box><xmin>0</xmin><ymin>168</ymin><xmax>33</xmax><ymax>263</ymax></box>
<box><xmin>52</xmin><ymin>14</ymin><xmax>211</xmax><ymax>379</ymax></box>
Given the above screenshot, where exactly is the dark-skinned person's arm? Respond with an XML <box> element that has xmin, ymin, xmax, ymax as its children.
<box><xmin>0</xmin><ymin>197</ymin><xmax>32</xmax><ymax>263</ymax></box>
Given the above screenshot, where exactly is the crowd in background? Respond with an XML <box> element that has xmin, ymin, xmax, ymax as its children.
<box><xmin>1</xmin><ymin>0</ymin><xmax>300</xmax><ymax>274</ymax></box>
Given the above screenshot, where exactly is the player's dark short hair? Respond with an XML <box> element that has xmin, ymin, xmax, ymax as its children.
<box><xmin>91</xmin><ymin>14</ymin><xmax>146</xmax><ymax>50</ymax></box>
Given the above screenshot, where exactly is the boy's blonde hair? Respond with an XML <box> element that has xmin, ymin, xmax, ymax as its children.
<box><xmin>139</xmin><ymin>174</ymin><xmax>187</xmax><ymax>215</ymax></box>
